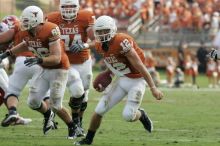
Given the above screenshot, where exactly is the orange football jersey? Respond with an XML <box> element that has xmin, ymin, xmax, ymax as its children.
<box><xmin>17</xmin><ymin>22</ymin><xmax>70</xmax><ymax>69</ymax></box>
<box><xmin>46</xmin><ymin>10</ymin><xmax>95</xmax><ymax>64</ymax></box>
<box><xmin>13</xmin><ymin>22</ymin><xmax>33</xmax><ymax>57</ymax></box>
<box><xmin>95</xmin><ymin>33</ymin><xmax>146</xmax><ymax>78</ymax></box>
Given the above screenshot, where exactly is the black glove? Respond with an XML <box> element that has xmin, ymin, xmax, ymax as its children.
<box><xmin>69</xmin><ymin>42</ymin><xmax>87</xmax><ymax>53</ymax></box>
<box><xmin>24</xmin><ymin>57</ymin><xmax>43</xmax><ymax>67</ymax></box>
<box><xmin>0</xmin><ymin>50</ymin><xmax>12</xmax><ymax>63</ymax></box>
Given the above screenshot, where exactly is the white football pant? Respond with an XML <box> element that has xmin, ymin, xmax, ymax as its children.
<box><xmin>95</xmin><ymin>77</ymin><xmax>146</xmax><ymax>122</ymax></box>
<box><xmin>67</xmin><ymin>58</ymin><xmax>93</xmax><ymax>101</ymax></box>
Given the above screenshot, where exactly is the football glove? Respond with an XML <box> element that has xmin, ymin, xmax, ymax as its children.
<box><xmin>69</xmin><ymin>42</ymin><xmax>88</xmax><ymax>53</ymax></box>
<box><xmin>24</xmin><ymin>57</ymin><xmax>43</xmax><ymax>67</ymax></box>
<box><xmin>0</xmin><ymin>50</ymin><xmax>12</xmax><ymax>63</ymax></box>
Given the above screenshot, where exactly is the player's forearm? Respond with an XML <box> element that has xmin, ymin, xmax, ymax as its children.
<box><xmin>0</xmin><ymin>29</ymin><xmax>15</xmax><ymax>44</ymax></box>
<box><xmin>42</xmin><ymin>55</ymin><xmax>61</xmax><ymax>66</ymax></box>
<box><xmin>10</xmin><ymin>42</ymin><xmax>28</xmax><ymax>54</ymax></box>
<box><xmin>138</xmin><ymin>64</ymin><xmax>156</xmax><ymax>89</ymax></box>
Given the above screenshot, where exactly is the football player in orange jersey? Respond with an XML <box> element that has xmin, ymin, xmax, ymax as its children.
<box><xmin>0</xmin><ymin>21</ymin><xmax>32</xmax><ymax>125</ymax></box>
<box><xmin>74</xmin><ymin>16</ymin><xmax>164</xmax><ymax>145</ymax></box>
<box><xmin>0</xmin><ymin>6</ymin><xmax>76</xmax><ymax>138</ymax></box>
<box><xmin>46</xmin><ymin>0</ymin><xmax>95</xmax><ymax>137</ymax></box>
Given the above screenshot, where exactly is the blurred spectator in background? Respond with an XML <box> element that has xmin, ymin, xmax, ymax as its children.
<box><xmin>206</xmin><ymin>58</ymin><xmax>218</xmax><ymax>88</ymax></box>
<box><xmin>174</xmin><ymin>67</ymin><xmax>184</xmax><ymax>88</ymax></box>
<box><xmin>184</xmin><ymin>54</ymin><xmax>193</xmax><ymax>87</ymax></box>
<box><xmin>191</xmin><ymin>56</ymin><xmax>199</xmax><ymax>87</ymax></box>
<box><xmin>145</xmin><ymin>51</ymin><xmax>160</xmax><ymax>87</ymax></box>
<box><xmin>166</xmin><ymin>57</ymin><xmax>176</xmax><ymax>87</ymax></box>
<box><xmin>209</xmin><ymin>12</ymin><xmax>219</xmax><ymax>39</ymax></box>
<box><xmin>196</xmin><ymin>41</ymin><xmax>208</xmax><ymax>73</ymax></box>
<box><xmin>177</xmin><ymin>41</ymin><xmax>187</xmax><ymax>71</ymax></box>
<box><xmin>217</xmin><ymin>60</ymin><xmax>220</xmax><ymax>85</ymax></box>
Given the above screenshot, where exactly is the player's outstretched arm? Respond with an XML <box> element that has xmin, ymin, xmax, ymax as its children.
<box><xmin>125</xmin><ymin>48</ymin><xmax>163</xmax><ymax>100</ymax></box>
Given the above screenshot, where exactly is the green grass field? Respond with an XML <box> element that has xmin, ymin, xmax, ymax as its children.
<box><xmin>0</xmin><ymin>72</ymin><xmax>220</xmax><ymax>146</ymax></box>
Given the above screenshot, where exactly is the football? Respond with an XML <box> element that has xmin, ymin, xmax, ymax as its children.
<box><xmin>93</xmin><ymin>70</ymin><xmax>113</xmax><ymax>92</ymax></box>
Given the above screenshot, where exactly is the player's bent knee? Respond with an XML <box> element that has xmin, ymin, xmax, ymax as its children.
<box><xmin>50</xmin><ymin>98</ymin><xmax>62</xmax><ymax>111</ymax></box>
<box><xmin>51</xmin><ymin>104</ymin><xmax>62</xmax><ymax>111</ymax></box>
<box><xmin>69</xmin><ymin>82</ymin><xmax>84</xmax><ymax>98</ymax></box>
<box><xmin>95</xmin><ymin>101</ymin><xmax>108</xmax><ymax>116</ymax></box>
<box><xmin>69</xmin><ymin>94</ymin><xmax>84</xmax><ymax>110</ymax></box>
<box><xmin>122</xmin><ymin>108</ymin><xmax>136</xmax><ymax>122</ymax></box>
<box><xmin>27</xmin><ymin>97</ymin><xmax>42</xmax><ymax>109</ymax></box>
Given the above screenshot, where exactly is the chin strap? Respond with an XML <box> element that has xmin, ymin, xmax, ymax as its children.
<box><xmin>102</xmin><ymin>42</ymin><xmax>109</xmax><ymax>52</ymax></box>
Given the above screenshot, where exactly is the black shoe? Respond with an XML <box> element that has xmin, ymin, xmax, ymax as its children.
<box><xmin>67</xmin><ymin>126</ymin><xmax>77</xmax><ymax>139</ymax></box>
<box><xmin>43</xmin><ymin>110</ymin><xmax>56</xmax><ymax>135</ymax></box>
<box><xmin>1</xmin><ymin>111</ymin><xmax>18</xmax><ymax>127</ymax></box>
<box><xmin>139</xmin><ymin>109</ymin><xmax>153</xmax><ymax>133</ymax></box>
<box><xmin>74</xmin><ymin>138</ymin><xmax>92</xmax><ymax>145</ymax></box>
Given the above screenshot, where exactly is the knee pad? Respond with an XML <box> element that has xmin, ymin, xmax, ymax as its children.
<box><xmin>80</xmin><ymin>102</ymin><xmax>87</xmax><ymax>112</ymax></box>
<box><xmin>122</xmin><ymin>106</ymin><xmax>136</xmax><ymax>122</ymax></box>
<box><xmin>27</xmin><ymin>97</ymin><xmax>42</xmax><ymax>110</ymax></box>
<box><xmin>69</xmin><ymin>94</ymin><xmax>85</xmax><ymax>110</ymax></box>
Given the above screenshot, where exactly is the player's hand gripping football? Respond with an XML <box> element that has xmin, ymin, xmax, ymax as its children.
<box><xmin>93</xmin><ymin>70</ymin><xmax>113</xmax><ymax>92</ymax></box>
<box><xmin>150</xmin><ymin>87</ymin><xmax>163</xmax><ymax>100</ymax></box>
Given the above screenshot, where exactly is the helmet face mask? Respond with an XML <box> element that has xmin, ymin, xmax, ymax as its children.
<box><xmin>95</xmin><ymin>29</ymin><xmax>112</xmax><ymax>42</ymax></box>
<box><xmin>60</xmin><ymin>0</ymin><xmax>80</xmax><ymax>20</ymax></box>
<box><xmin>94</xmin><ymin>16</ymin><xmax>117</xmax><ymax>43</ymax></box>
<box><xmin>20</xmin><ymin>6</ymin><xmax>44</xmax><ymax>31</ymax></box>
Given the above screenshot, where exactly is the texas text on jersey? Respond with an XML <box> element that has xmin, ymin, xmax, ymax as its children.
<box><xmin>18</xmin><ymin>22</ymin><xmax>70</xmax><ymax>69</ymax></box>
<box><xmin>95</xmin><ymin>33</ymin><xmax>146</xmax><ymax>78</ymax></box>
<box><xmin>46</xmin><ymin>9</ymin><xmax>95</xmax><ymax>64</ymax></box>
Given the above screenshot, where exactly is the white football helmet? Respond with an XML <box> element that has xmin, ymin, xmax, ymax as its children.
<box><xmin>0</xmin><ymin>22</ymin><xmax>9</xmax><ymax>33</ymax></box>
<box><xmin>20</xmin><ymin>6</ymin><xmax>44</xmax><ymax>31</ymax></box>
<box><xmin>93</xmin><ymin>15</ymin><xmax>117</xmax><ymax>42</ymax></box>
<box><xmin>60</xmin><ymin>0</ymin><xmax>80</xmax><ymax>20</ymax></box>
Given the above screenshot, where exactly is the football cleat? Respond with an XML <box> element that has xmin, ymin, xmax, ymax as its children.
<box><xmin>1</xmin><ymin>111</ymin><xmax>19</xmax><ymax>127</ymax></box>
<box><xmin>11</xmin><ymin>116</ymin><xmax>32</xmax><ymax>125</ymax></box>
<box><xmin>43</xmin><ymin>110</ymin><xmax>56</xmax><ymax>135</ymax></box>
<box><xmin>76</xmin><ymin>125</ymin><xmax>86</xmax><ymax>137</ymax></box>
<box><xmin>74</xmin><ymin>138</ymin><xmax>92</xmax><ymax>145</ymax></box>
<box><xmin>67</xmin><ymin>126</ymin><xmax>77</xmax><ymax>139</ymax></box>
<box><xmin>139</xmin><ymin>109</ymin><xmax>153</xmax><ymax>133</ymax></box>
